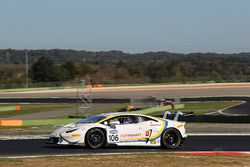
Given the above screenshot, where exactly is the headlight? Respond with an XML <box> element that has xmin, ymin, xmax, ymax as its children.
<box><xmin>66</xmin><ymin>128</ymin><xmax>78</xmax><ymax>133</ymax></box>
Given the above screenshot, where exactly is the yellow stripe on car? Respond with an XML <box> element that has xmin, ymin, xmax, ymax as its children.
<box><xmin>149</xmin><ymin>120</ymin><xmax>165</xmax><ymax>140</ymax></box>
<box><xmin>97</xmin><ymin>114</ymin><xmax>122</xmax><ymax>124</ymax></box>
<box><xmin>177</xmin><ymin>124</ymin><xmax>184</xmax><ymax>128</ymax></box>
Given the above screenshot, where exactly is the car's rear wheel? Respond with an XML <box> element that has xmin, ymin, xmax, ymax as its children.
<box><xmin>161</xmin><ymin>128</ymin><xmax>181</xmax><ymax>149</ymax></box>
<box><xmin>85</xmin><ymin>128</ymin><xmax>106</xmax><ymax>149</ymax></box>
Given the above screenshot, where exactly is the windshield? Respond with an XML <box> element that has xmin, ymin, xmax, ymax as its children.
<box><xmin>77</xmin><ymin>115</ymin><xmax>106</xmax><ymax>124</ymax></box>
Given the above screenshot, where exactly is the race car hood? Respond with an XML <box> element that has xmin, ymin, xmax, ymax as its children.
<box><xmin>50</xmin><ymin>122</ymin><xmax>98</xmax><ymax>137</ymax></box>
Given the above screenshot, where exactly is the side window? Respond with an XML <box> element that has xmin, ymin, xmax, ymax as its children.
<box><xmin>126</xmin><ymin>116</ymin><xmax>138</xmax><ymax>124</ymax></box>
<box><xmin>107</xmin><ymin>117</ymin><xmax>120</xmax><ymax>124</ymax></box>
<box><xmin>138</xmin><ymin>116</ymin><xmax>157</xmax><ymax>122</ymax></box>
<box><xmin>108</xmin><ymin>116</ymin><xmax>139</xmax><ymax>125</ymax></box>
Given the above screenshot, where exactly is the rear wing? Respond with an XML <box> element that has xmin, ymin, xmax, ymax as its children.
<box><xmin>163</xmin><ymin>111</ymin><xmax>194</xmax><ymax>121</ymax></box>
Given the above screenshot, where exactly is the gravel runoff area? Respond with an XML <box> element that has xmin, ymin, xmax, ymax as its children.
<box><xmin>1</xmin><ymin>153</ymin><xmax>250</xmax><ymax>167</ymax></box>
<box><xmin>0</xmin><ymin>83</ymin><xmax>250</xmax><ymax>98</ymax></box>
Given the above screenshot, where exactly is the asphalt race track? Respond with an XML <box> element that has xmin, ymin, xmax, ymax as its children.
<box><xmin>0</xmin><ymin>84</ymin><xmax>249</xmax><ymax>157</ymax></box>
<box><xmin>1</xmin><ymin>83</ymin><xmax>250</xmax><ymax>98</ymax></box>
<box><xmin>181</xmin><ymin>97</ymin><xmax>250</xmax><ymax>116</ymax></box>
<box><xmin>0</xmin><ymin>136</ymin><xmax>250</xmax><ymax>157</ymax></box>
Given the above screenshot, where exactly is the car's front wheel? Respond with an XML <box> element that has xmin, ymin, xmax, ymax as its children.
<box><xmin>161</xmin><ymin>128</ymin><xmax>182</xmax><ymax>149</ymax></box>
<box><xmin>85</xmin><ymin>128</ymin><xmax>106</xmax><ymax>149</ymax></box>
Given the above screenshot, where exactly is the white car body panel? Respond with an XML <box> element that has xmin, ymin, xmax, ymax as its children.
<box><xmin>49</xmin><ymin>112</ymin><xmax>187</xmax><ymax>147</ymax></box>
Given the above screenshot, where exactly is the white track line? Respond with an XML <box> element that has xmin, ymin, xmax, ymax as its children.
<box><xmin>1</xmin><ymin>152</ymin><xmax>172</xmax><ymax>159</ymax></box>
<box><xmin>206</xmin><ymin>101</ymin><xmax>247</xmax><ymax>116</ymax></box>
<box><xmin>217</xmin><ymin>101</ymin><xmax>248</xmax><ymax>116</ymax></box>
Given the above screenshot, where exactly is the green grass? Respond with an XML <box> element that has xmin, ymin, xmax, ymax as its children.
<box><xmin>54</xmin><ymin>104</ymin><xmax>128</xmax><ymax>119</ymax></box>
<box><xmin>22</xmin><ymin>101</ymin><xmax>240</xmax><ymax>126</ymax></box>
<box><xmin>136</xmin><ymin>104</ymin><xmax>184</xmax><ymax>115</ymax></box>
<box><xmin>0</xmin><ymin>87</ymin><xmax>69</xmax><ymax>93</ymax></box>
<box><xmin>0</xmin><ymin>101</ymin><xmax>243</xmax><ymax>126</ymax></box>
<box><xmin>23</xmin><ymin>103</ymin><xmax>126</xmax><ymax>126</ymax></box>
<box><xmin>0</xmin><ymin>103</ymin><xmax>127</xmax><ymax>119</ymax></box>
<box><xmin>89</xmin><ymin>104</ymin><xmax>127</xmax><ymax>115</ymax></box>
<box><xmin>0</xmin><ymin>125</ymin><xmax>57</xmax><ymax>130</ymax></box>
<box><xmin>24</xmin><ymin>118</ymin><xmax>81</xmax><ymax>126</ymax></box>
<box><xmin>0</xmin><ymin>106</ymin><xmax>16</xmax><ymax>112</ymax></box>
<box><xmin>149</xmin><ymin>101</ymin><xmax>241</xmax><ymax>116</ymax></box>
<box><xmin>0</xmin><ymin>103</ymin><xmax>75</xmax><ymax>118</ymax></box>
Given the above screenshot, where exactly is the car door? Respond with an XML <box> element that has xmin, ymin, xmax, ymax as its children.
<box><xmin>106</xmin><ymin>115</ymin><xmax>143</xmax><ymax>145</ymax></box>
<box><xmin>138</xmin><ymin>116</ymin><xmax>164</xmax><ymax>145</ymax></box>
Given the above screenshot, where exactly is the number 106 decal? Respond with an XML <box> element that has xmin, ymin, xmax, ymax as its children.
<box><xmin>109</xmin><ymin>135</ymin><xmax>119</xmax><ymax>142</ymax></box>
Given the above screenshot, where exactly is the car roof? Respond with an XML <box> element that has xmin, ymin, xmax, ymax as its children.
<box><xmin>98</xmin><ymin>112</ymin><xmax>160</xmax><ymax>120</ymax></box>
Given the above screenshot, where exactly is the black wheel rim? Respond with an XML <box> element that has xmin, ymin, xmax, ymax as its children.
<box><xmin>88</xmin><ymin>131</ymin><xmax>104</xmax><ymax>148</ymax></box>
<box><xmin>164</xmin><ymin>132</ymin><xmax>179</xmax><ymax>146</ymax></box>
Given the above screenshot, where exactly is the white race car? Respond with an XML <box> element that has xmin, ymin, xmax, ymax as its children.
<box><xmin>49</xmin><ymin>112</ymin><xmax>187</xmax><ymax>149</ymax></box>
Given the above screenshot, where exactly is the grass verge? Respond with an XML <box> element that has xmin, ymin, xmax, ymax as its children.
<box><xmin>0</xmin><ymin>101</ymin><xmax>244</xmax><ymax>128</ymax></box>
<box><xmin>23</xmin><ymin>119</ymin><xmax>81</xmax><ymax>126</ymax></box>
<box><xmin>136</xmin><ymin>104</ymin><xmax>184</xmax><ymax>115</ymax></box>
<box><xmin>0</xmin><ymin>103</ymin><xmax>75</xmax><ymax>118</ymax></box>
<box><xmin>0</xmin><ymin>153</ymin><xmax>250</xmax><ymax>167</ymax></box>
<box><xmin>149</xmin><ymin>101</ymin><xmax>242</xmax><ymax>116</ymax></box>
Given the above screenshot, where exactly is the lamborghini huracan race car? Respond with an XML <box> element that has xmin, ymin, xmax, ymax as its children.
<box><xmin>49</xmin><ymin>112</ymin><xmax>188</xmax><ymax>149</ymax></box>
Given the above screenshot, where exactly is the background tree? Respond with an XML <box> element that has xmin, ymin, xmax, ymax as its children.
<box><xmin>30</xmin><ymin>56</ymin><xmax>66</xmax><ymax>82</ymax></box>
<box><xmin>62</xmin><ymin>61</ymin><xmax>78</xmax><ymax>80</ymax></box>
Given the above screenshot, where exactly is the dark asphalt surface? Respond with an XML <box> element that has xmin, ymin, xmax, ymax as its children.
<box><xmin>0</xmin><ymin>136</ymin><xmax>250</xmax><ymax>157</ymax></box>
<box><xmin>181</xmin><ymin>97</ymin><xmax>250</xmax><ymax>115</ymax></box>
<box><xmin>1</xmin><ymin>86</ymin><xmax>250</xmax><ymax>98</ymax></box>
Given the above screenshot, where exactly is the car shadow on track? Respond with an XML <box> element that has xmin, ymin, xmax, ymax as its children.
<box><xmin>43</xmin><ymin>144</ymin><xmax>182</xmax><ymax>152</ymax></box>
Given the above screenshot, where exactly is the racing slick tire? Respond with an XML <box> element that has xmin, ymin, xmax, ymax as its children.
<box><xmin>85</xmin><ymin>128</ymin><xmax>106</xmax><ymax>149</ymax></box>
<box><xmin>161</xmin><ymin>128</ymin><xmax>182</xmax><ymax>149</ymax></box>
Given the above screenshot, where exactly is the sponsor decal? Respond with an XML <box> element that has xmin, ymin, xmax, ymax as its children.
<box><xmin>71</xmin><ymin>134</ymin><xmax>81</xmax><ymax>137</ymax></box>
<box><xmin>109</xmin><ymin>129</ymin><xmax>118</xmax><ymax>134</ymax></box>
<box><xmin>109</xmin><ymin>134</ymin><xmax>119</xmax><ymax>142</ymax></box>
<box><xmin>121</xmin><ymin>133</ymin><xmax>142</xmax><ymax>137</ymax></box>
<box><xmin>145</xmin><ymin>130</ymin><xmax>152</xmax><ymax>137</ymax></box>
<box><xmin>145</xmin><ymin>129</ymin><xmax>153</xmax><ymax>143</ymax></box>
<box><xmin>150</xmin><ymin>140</ymin><xmax>156</xmax><ymax>144</ymax></box>
<box><xmin>146</xmin><ymin>129</ymin><xmax>153</xmax><ymax>137</ymax></box>
<box><xmin>177</xmin><ymin>124</ymin><xmax>184</xmax><ymax>128</ymax></box>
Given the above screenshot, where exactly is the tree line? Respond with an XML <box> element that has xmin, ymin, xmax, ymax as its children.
<box><xmin>0</xmin><ymin>49</ymin><xmax>250</xmax><ymax>87</ymax></box>
<box><xmin>29</xmin><ymin>56</ymin><xmax>250</xmax><ymax>85</ymax></box>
